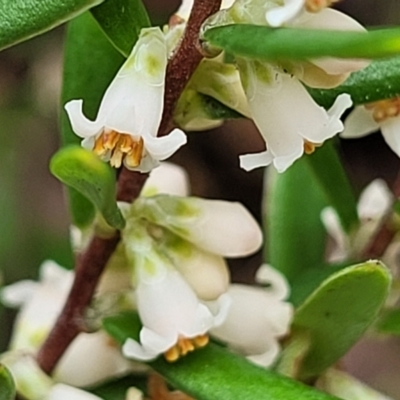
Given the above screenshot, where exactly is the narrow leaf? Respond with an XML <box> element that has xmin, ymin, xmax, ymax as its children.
<box><xmin>203</xmin><ymin>25</ymin><xmax>400</xmax><ymax>61</ymax></box>
<box><xmin>50</xmin><ymin>146</ymin><xmax>125</xmax><ymax>230</ymax></box>
<box><xmin>266</xmin><ymin>157</ymin><xmax>328</xmax><ymax>282</ymax></box>
<box><xmin>61</xmin><ymin>12</ymin><xmax>124</xmax><ymax>227</ymax></box>
<box><xmin>305</xmin><ymin>140</ymin><xmax>359</xmax><ymax>233</ymax></box>
<box><xmin>0</xmin><ymin>364</ymin><xmax>16</xmax><ymax>400</ymax></box>
<box><xmin>91</xmin><ymin>0</ymin><xmax>151</xmax><ymax>57</ymax></box>
<box><xmin>292</xmin><ymin>260</ymin><xmax>390</xmax><ymax>380</ymax></box>
<box><xmin>0</xmin><ymin>0</ymin><xmax>103</xmax><ymax>51</ymax></box>
<box><xmin>310</xmin><ymin>56</ymin><xmax>400</xmax><ymax>108</ymax></box>
<box><xmin>103</xmin><ymin>312</ymin><xmax>340</xmax><ymax>400</ymax></box>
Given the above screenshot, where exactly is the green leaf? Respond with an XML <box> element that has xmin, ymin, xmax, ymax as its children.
<box><xmin>292</xmin><ymin>260</ymin><xmax>391</xmax><ymax>380</ymax></box>
<box><xmin>61</xmin><ymin>12</ymin><xmax>124</xmax><ymax>227</ymax></box>
<box><xmin>375</xmin><ymin>308</ymin><xmax>400</xmax><ymax>336</ymax></box>
<box><xmin>91</xmin><ymin>0</ymin><xmax>151</xmax><ymax>57</ymax></box>
<box><xmin>203</xmin><ymin>25</ymin><xmax>400</xmax><ymax>61</ymax></box>
<box><xmin>305</xmin><ymin>140</ymin><xmax>359</xmax><ymax>234</ymax></box>
<box><xmin>50</xmin><ymin>146</ymin><xmax>125</xmax><ymax>230</ymax></box>
<box><xmin>90</xmin><ymin>375</ymin><xmax>147</xmax><ymax>400</ymax></box>
<box><xmin>0</xmin><ymin>0</ymin><xmax>104</xmax><ymax>51</ymax></box>
<box><xmin>103</xmin><ymin>312</ymin><xmax>340</xmax><ymax>400</ymax></box>
<box><xmin>0</xmin><ymin>364</ymin><xmax>15</xmax><ymax>400</ymax></box>
<box><xmin>265</xmin><ymin>157</ymin><xmax>328</xmax><ymax>282</ymax></box>
<box><xmin>309</xmin><ymin>56</ymin><xmax>400</xmax><ymax>108</ymax></box>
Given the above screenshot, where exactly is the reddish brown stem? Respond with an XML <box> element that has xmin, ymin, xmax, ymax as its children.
<box><xmin>157</xmin><ymin>0</ymin><xmax>222</xmax><ymax>136</ymax></box>
<box><xmin>361</xmin><ymin>170</ymin><xmax>400</xmax><ymax>259</ymax></box>
<box><xmin>37</xmin><ymin>0</ymin><xmax>221</xmax><ymax>376</ymax></box>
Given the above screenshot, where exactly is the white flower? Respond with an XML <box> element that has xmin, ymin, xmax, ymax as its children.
<box><xmin>141</xmin><ymin>162</ymin><xmax>190</xmax><ymax>197</ymax></box>
<box><xmin>238</xmin><ymin>60</ymin><xmax>352</xmax><ymax>172</ymax></box>
<box><xmin>47</xmin><ymin>384</ymin><xmax>103</xmax><ymax>400</ymax></box>
<box><xmin>321</xmin><ymin>179</ymin><xmax>393</xmax><ymax>262</ymax></box>
<box><xmin>342</xmin><ymin>99</ymin><xmax>400</xmax><ymax>158</ymax></box>
<box><xmin>210</xmin><ymin>264</ymin><xmax>293</xmax><ymax>367</ymax></box>
<box><xmin>122</xmin><ymin>234</ymin><xmax>231</xmax><ymax>361</ymax></box>
<box><xmin>1</xmin><ymin>260</ymin><xmax>132</xmax><ymax>387</ymax></box>
<box><xmin>65</xmin><ymin>27</ymin><xmax>186</xmax><ymax>173</ymax></box>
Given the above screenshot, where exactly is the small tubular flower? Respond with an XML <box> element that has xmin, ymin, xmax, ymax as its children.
<box><xmin>321</xmin><ymin>179</ymin><xmax>394</xmax><ymax>262</ymax></box>
<box><xmin>238</xmin><ymin>60</ymin><xmax>352</xmax><ymax>172</ymax></box>
<box><xmin>210</xmin><ymin>264</ymin><xmax>293</xmax><ymax>367</ymax></box>
<box><xmin>65</xmin><ymin>27</ymin><xmax>186</xmax><ymax>172</ymax></box>
<box><xmin>1</xmin><ymin>260</ymin><xmax>131</xmax><ymax>387</ymax></box>
<box><xmin>122</xmin><ymin>229</ymin><xmax>230</xmax><ymax>362</ymax></box>
<box><xmin>342</xmin><ymin>98</ymin><xmax>400</xmax><ymax>158</ymax></box>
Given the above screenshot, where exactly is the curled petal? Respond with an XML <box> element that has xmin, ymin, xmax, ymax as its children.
<box><xmin>64</xmin><ymin>100</ymin><xmax>104</xmax><ymax>139</ymax></box>
<box><xmin>255</xmin><ymin>264</ymin><xmax>290</xmax><ymax>300</ymax></box>
<box><xmin>342</xmin><ymin>106</ymin><xmax>379</xmax><ymax>139</ymax></box>
<box><xmin>240</xmin><ymin>150</ymin><xmax>274</xmax><ymax>171</ymax></box>
<box><xmin>1</xmin><ymin>281</ymin><xmax>39</xmax><ymax>308</ymax></box>
<box><xmin>144</xmin><ymin>128</ymin><xmax>187</xmax><ymax>160</ymax></box>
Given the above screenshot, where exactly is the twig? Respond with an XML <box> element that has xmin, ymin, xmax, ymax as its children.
<box><xmin>361</xmin><ymin>170</ymin><xmax>400</xmax><ymax>259</ymax></box>
<box><xmin>157</xmin><ymin>0</ymin><xmax>221</xmax><ymax>136</ymax></box>
<box><xmin>36</xmin><ymin>0</ymin><xmax>221</xmax><ymax>375</ymax></box>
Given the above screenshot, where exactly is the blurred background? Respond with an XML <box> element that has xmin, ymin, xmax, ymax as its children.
<box><xmin>0</xmin><ymin>0</ymin><xmax>400</xmax><ymax>397</ymax></box>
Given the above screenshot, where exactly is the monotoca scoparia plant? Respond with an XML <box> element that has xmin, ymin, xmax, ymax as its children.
<box><xmin>1</xmin><ymin>0</ymin><xmax>400</xmax><ymax>399</ymax></box>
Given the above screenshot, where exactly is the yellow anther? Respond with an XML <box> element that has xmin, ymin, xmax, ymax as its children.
<box><xmin>92</xmin><ymin>131</ymin><xmax>144</xmax><ymax>168</ymax></box>
<box><xmin>304</xmin><ymin>140</ymin><xmax>321</xmax><ymax>155</ymax></box>
<box><xmin>164</xmin><ymin>346</ymin><xmax>180</xmax><ymax>362</ymax></box>
<box><xmin>366</xmin><ymin>97</ymin><xmax>400</xmax><ymax>123</ymax></box>
<box><xmin>193</xmin><ymin>334</ymin><xmax>209</xmax><ymax>348</ymax></box>
<box><xmin>305</xmin><ymin>0</ymin><xmax>340</xmax><ymax>12</ymax></box>
<box><xmin>164</xmin><ymin>335</ymin><xmax>210</xmax><ymax>362</ymax></box>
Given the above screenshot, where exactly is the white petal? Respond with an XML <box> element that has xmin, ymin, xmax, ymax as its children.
<box><xmin>168</xmin><ymin>198</ymin><xmax>262</xmax><ymax>257</ymax></box>
<box><xmin>136</xmin><ymin>267</ymin><xmax>209</xmax><ymax>337</ymax></box>
<box><xmin>342</xmin><ymin>106</ymin><xmax>379</xmax><ymax>139</ymax></box>
<box><xmin>255</xmin><ymin>264</ymin><xmax>290</xmax><ymax>300</ymax></box>
<box><xmin>100</xmin><ymin>28</ymin><xmax>167</xmax><ymax>137</ymax></box>
<box><xmin>240</xmin><ymin>150</ymin><xmax>274</xmax><ymax>171</ymax></box>
<box><xmin>64</xmin><ymin>100</ymin><xmax>104</xmax><ymax>139</ymax></box>
<box><xmin>54</xmin><ymin>332</ymin><xmax>132</xmax><ymax>387</ymax></box>
<box><xmin>143</xmin><ymin>128</ymin><xmax>187</xmax><ymax>160</ymax></box>
<box><xmin>246</xmin><ymin>341</ymin><xmax>280</xmax><ymax>367</ymax></box>
<box><xmin>210</xmin><ymin>284</ymin><xmax>293</xmax><ymax>366</ymax></box>
<box><xmin>294</xmin><ymin>9</ymin><xmax>369</xmax><ymax>75</ymax></box>
<box><xmin>295</xmin><ymin>61</ymin><xmax>349</xmax><ymax>89</ymax></box>
<box><xmin>167</xmin><ymin>241</ymin><xmax>230</xmax><ymax>301</ymax></box>
<box><xmin>381</xmin><ymin>115</ymin><xmax>400</xmax><ymax>158</ymax></box>
<box><xmin>47</xmin><ymin>384</ymin><xmax>102</xmax><ymax>400</ymax></box>
<box><xmin>1</xmin><ymin>281</ymin><xmax>38</xmax><ymax>308</ymax></box>
<box><xmin>126</xmin><ymin>387</ymin><xmax>144</xmax><ymax>400</ymax></box>
<box><xmin>320</xmin><ymin>207</ymin><xmax>348</xmax><ymax>262</ymax></box>
<box><xmin>357</xmin><ymin>179</ymin><xmax>393</xmax><ymax>220</ymax></box>
<box><xmin>142</xmin><ymin>162</ymin><xmax>190</xmax><ymax>197</ymax></box>
<box><xmin>265</xmin><ymin>0</ymin><xmax>305</xmax><ymax>27</ymax></box>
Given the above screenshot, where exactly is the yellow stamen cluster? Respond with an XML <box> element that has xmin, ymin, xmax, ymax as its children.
<box><xmin>164</xmin><ymin>335</ymin><xmax>209</xmax><ymax>362</ymax></box>
<box><xmin>365</xmin><ymin>98</ymin><xmax>400</xmax><ymax>123</ymax></box>
<box><xmin>93</xmin><ymin>130</ymin><xmax>144</xmax><ymax>169</ymax></box>
<box><xmin>305</xmin><ymin>0</ymin><xmax>340</xmax><ymax>12</ymax></box>
<box><xmin>304</xmin><ymin>140</ymin><xmax>322</xmax><ymax>155</ymax></box>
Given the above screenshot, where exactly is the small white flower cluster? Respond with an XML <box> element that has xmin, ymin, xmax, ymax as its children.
<box><xmin>64</xmin><ymin>0</ymin><xmax>370</xmax><ymax>175</ymax></box>
<box><xmin>1</xmin><ymin>163</ymin><xmax>293</xmax><ymax>398</ymax></box>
